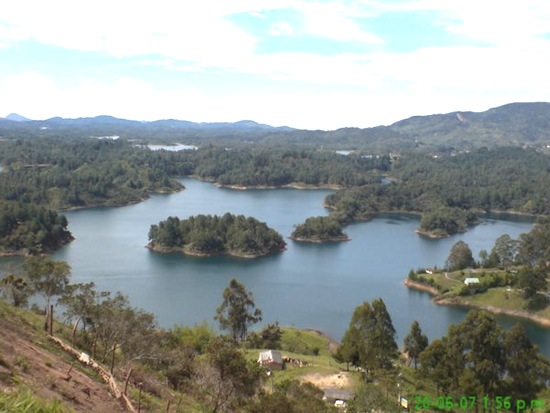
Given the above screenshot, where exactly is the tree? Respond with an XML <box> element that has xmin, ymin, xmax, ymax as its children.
<box><xmin>403</xmin><ymin>320</ymin><xmax>428</xmax><ymax>368</ymax></box>
<box><xmin>517</xmin><ymin>217</ymin><xmax>550</xmax><ymax>265</ymax></box>
<box><xmin>517</xmin><ymin>264</ymin><xmax>547</xmax><ymax>300</ymax></box>
<box><xmin>445</xmin><ymin>240</ymin><xmax>475</xmax><ymax>271</ymax></box>
<box><xmin>419</xmin><ymin>337</ymin><xmax>455</xmax><ymax>394</ymax></box>
<box><xmin>0</xmin><ymin>274</ymin><xmax>30</xmax><ymax>307</ymax></box>
<box><xmin>214</xmin><ymin>278</ymin><xmax>262</xmax><ymax>342</ymax></box>
<box><xmin>504</xmin><ymin>324</ymin><xmax>550</xmax><ymax>410</ymax></box>
<box><xmin>449</xmin><ymin>309</ymin><xmax>506</xmax><ymax>400</ymax></box>
<box><xmin>420</xmin><ymin>310</ymin><xmax>512</xmax><ymax>399</ymax></box>
<box><xmin>193</xmin><ymin>336</ymin><xmax>263</xmax><ymax>413</ymax></box>
<box><xmin>489</xmin><ymin>234</ymin><xmax>519</xmax><ymax>269</ymax></box>
<box><xmin>337</xmin><ymin>298</ymin><xmax>398</xmax><ymax>374</ymax></box>
<box><xmin>247</xmin><ymin>322</ymin><xmax>283</xmax><ymax>349</ymax></box>
<box><xmin>371</xmin><ymin>298</ymin><xmax>398</xmax><ymax>369</ymax></box>
<box><xmin>173</xmin><ymin>321</ymin><xmax>216</xmax><ymax>354</ymax></box>
<box><xmin>90</xmin><ymin>291</ymin><xmax>158</xmax><ymax>363</ymax></box>
<box><xmin>23</xmin><ymin>257</ymin><xmax>70</xmax><ymax>312</ymax></box>
<box><xmin>58</xmin><ymin>282</ymin><xmax>98</xmax><ymax>332</ymax></box>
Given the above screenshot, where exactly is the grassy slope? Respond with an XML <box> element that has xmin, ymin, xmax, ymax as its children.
<box><xmin>411</xmin><ymin>270</ymin><xmax>550</xmax><ymax>321</ymax></box>
<box><xmin>0</xmin><ymin>300</ymin><xmax>204</xmax><ymax>413</ymax></box>
<box><xmin>245</xmin><ymin>327</ymin><xmax>358</xmax><ymax>388</ymax></box>
<box><xmin>0</xmin><ymin>301</ymin><xmax>350</xmax><ymax>412</ymax></box>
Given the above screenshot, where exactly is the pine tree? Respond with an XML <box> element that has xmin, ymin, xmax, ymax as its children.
<box><xmin>403</xmin><ymin>320</ymin><xmax>428</xmax><ymax>368</ymax></box>
<box><xmin>337</xmin><ymin>298</ymin><xmax>398</xmax><ymax>374</ymax></box>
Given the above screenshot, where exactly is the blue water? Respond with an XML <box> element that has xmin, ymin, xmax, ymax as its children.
<box><xmin>40</xmin><ymin>178</ymin><xmax>548</xmax><ymax>353</ymax></box>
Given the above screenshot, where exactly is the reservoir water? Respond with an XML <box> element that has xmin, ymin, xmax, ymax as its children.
<box><xmin>47</xmin><ymin>178</ymin><xmax>548</xmax><ymax>353</ymax></box>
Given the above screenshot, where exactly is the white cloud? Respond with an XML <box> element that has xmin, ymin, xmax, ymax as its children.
<box><xmin>386</xmin><ymin>0</ymin><xmax>550</xmax><ymax>45</ymax></box>
<box><xmin>0</xmin><ymin>0</ymin><xmax>258</xmax><ymax>64</ymax></box>
<box><xmin>1</xmin><ymin>1</ymin><xmax>550</xmax><ymax>128</ymax></box>
<box><xmin>298</xmin><ymin>2</ymin><xmax>383</xmax><ymax>44</ymax></box>
<box><xmin>269</xmin><ymin>21</ymin><xmax>294</xmax><ymax>36</ymax></box>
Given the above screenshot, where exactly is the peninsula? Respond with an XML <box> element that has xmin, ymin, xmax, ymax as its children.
<box><xmin>0</xmin><ymin>200</ymin><xmax>73</xmax><ymax>256</ymax></box>
<box><xmin>404</xmin><ymin>270</ymin><xmax>550</xmax><ymax>328</ymax></box>
<box><xmin>147</xmin><ymin>213</ymin><xmax>286</xmax><ymax>258</ymax></box>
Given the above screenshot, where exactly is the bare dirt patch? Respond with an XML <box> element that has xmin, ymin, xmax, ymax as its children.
<box><xmin>299</xmin><ymin>372</ymin><xmax>353</xmax><ymax>390</ymax></box>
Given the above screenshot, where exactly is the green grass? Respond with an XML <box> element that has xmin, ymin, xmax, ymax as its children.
<box><xmin>279</xmin><ymin>327</ymin><xmax>333</xmax><ymax>357</ymax></box>
<box><xmin>415</xmin><ymin>269</ymin><xmax>550</xmax><ymax>319</ymax></box>
<box><xmin>245</xmin><ymin>327</ymin><xmax>357</xmax><ymax>389</ymax></box>
<box><xmin>462</xmin><ymin>287</ymin><xmax>524</xmax><ymax>308</ymax></box>
<box><xmin>0</xmin><ymin>387</ymin><xmax>70</xmax><ymax>413</ymax></box>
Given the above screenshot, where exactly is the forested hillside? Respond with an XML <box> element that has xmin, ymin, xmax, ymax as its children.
<box><xmin>325</xmin><ymin>147</ymin><xmax>550</xmax><ymax>236</ymax></box>
<box><xmin>0</xmin><ymin>138</ymin><xmax>183</xmax><ymax>210</ymax></box>
<box><xmin>1</xmin><ymin>103</ymin><xmax>550</xmax><ymax>253</ymax></box>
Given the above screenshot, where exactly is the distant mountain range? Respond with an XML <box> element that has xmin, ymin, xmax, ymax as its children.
<box><xmin>4</xmin><ymin>113</ymin><xmax>31</xmax><ymax>122</ymax></box>
<box><xmin>0</xmin><ymin>114</ymin><xmax>293</xmax><ymax>131</ymax></box>
<box><xmin>2</xmin><ymin>102</ymin><xmax>550</xmax><ymax>151</ymax></box>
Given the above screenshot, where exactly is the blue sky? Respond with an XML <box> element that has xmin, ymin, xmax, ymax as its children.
<box><xmin>1</xmin><ymin>0</ymin><xmax>550</xmax><ymax>130</ymax></box>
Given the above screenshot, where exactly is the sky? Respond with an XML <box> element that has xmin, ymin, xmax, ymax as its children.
<box><xmin>1</xmin><ymin>1</ymin><xmax>550</xmax><ymax>130</ymax></box>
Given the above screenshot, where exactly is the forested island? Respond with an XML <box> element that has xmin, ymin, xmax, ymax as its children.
<box><xmin>148</xmin><ymin>213</ymin><xmax>286</xmax><ymax>258</ymax></box>
<box><xmin>290</xmin><ymin>216</ymin><xmax>349</xmax><ymax>243</ymax></box>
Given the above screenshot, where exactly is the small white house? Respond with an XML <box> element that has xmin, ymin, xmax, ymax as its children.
<box><xmin>464</xmin><ymin>277</ymin><xmax>480</xmax><ymax>286</ymax></box>
<box><xmin>258</xmin><ymin>350</ymin><xmax>285</xmax><ymax>370</ymax></box>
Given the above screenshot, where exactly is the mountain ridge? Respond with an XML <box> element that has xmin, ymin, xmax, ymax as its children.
<box><xmin>2</xmin><ymin>102</ymin><xmax>550</xmax><ymax>150</ymax></box>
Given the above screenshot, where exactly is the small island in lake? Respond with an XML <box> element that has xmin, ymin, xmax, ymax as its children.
<box><xmin>147</xmin><ymin>213</ymin><xmax>286</xmax><ymax>258</ymax></box>
<box><xmin>290</xmin><ymin>216</ymin><xmax>349</xmax><ymax>243</ymax></box>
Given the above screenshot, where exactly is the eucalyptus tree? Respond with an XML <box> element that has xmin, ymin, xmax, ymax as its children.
<box><xmin>214</xmin><ymin>278</ymin><xmax>262</xmax><ymax>342</ymax></box>
<box><xmin>23</xmin><ymin>257</ymin><xmax>70</xmax><ymax>313</ymax></box>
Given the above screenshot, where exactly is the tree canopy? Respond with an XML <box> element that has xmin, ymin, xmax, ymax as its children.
<box><xmin>419</xmin><ymin>309</ymin><xmax>550</xmax><ymax>410</ymax></box>
<box><xmin>291</xmin><ymin>216</ymin><xmax>348</xmax><ymax>242</ymax></box>
<box><xmin>445</xmin><ymin>240</ymin><xmax>476</xmax><ymax>271</ymax></box>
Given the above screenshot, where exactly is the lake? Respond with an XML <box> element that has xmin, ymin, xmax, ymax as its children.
<box><xmin>45</xmin><ymin>178</ymin><xmax>548</xmax><ymax>353</ymax></box>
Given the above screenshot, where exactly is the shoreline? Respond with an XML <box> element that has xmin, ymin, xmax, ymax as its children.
<box><xmin>213</xmin><ymin>181</ymin><xmax>343</xmax><ymax>191</ymax></box>
<box><xmin>146</xmin><ymin>243</ymin><xmax>286</xmax><ymax>259</ymax></box>
<box><xmin>0</xmin><ymin>234</ymin><xmax>75</xmax><ymax>257</ymax></box>
<box><xmin>187</xmin><ymin>175</ymin><xmax>342</xmax><ymax>191</ymax></box>
<box><xmin>57</xmin><ymin>186</ymin><xmax>184</xmax><ymax>212</ymax></box>
<box><xmin>289</xmin><ymin>234</ymin><xmax>350</xmax><ymax>243</ymax></box>
<box><xmin>404</xmin><ymin>279</ymin><xmax>550</xmax><ymax>328</ymax></box>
